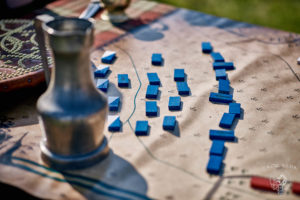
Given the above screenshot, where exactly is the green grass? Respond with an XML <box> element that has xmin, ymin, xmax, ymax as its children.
<box><xmin>153</xmin><ymin>0</ymin><xmax>300</xmax><ymax>33</ymax></box>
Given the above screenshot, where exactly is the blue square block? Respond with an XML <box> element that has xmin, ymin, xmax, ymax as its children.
<box><xmin>210</xmin><ymin>140</ymin><xmax>225</xmax><ymax>156</ymax></box>
<box><xmin>229</xmin><ymin>103</ymin><xmax>241</xmax><ymax>118</ymax></box>
<box><xmin>135</xmin><ymin>121</ymin><xmax>149</xmax><ymax>136</ymax></box>
<box><xmin>152</xmin><ymin>53</ymin><xmax>163</xmax><ymax>66</ymax></box>
<box><xmin>168</xmin><ymin>96</ymin><xmax>181</xmax><ymax>111</ymax></box>
<box><xmin>174</xmin><ymin>69</ymin><xmax>185</xmax><ymax>81</ymax></box>
<box><xmin>213</xmin><ymin>62</ymin><xmax>234</xmax><ymax>70</ymax></box>
<box><xmin>163</xmin><ymin>116</ymin><xmax>176</xmax><ymax>131</ymax></box>
<box><xmin>209</xmin><ymin>130</ymin><xmax>235</xmax><ymax>142</ymax></box>
<box><xmin>146</xmin><ymin>101</ymin><xmax>158</xmax><ymax>117</ymax></box>
<box><xmin>219</xmin><ymin>113</ymin><xmax>236</xmax><ymax>129</ymax></box>
<box><xmin>108</xmin><ymin>116</ymin><xmax>121</xmax><ymax>132</ymax></box>
<box><xmin>101</xmin><ymin>51</ymin><xmax>116</xmax><ymax>64</ymax></box>
<box><xmin>218</xmin><ymin>79</ymin><xmax>230</xmax><ymax>94</ymax></box>
<box><xmin>146</xmin><ymin>85</ymin><xmax>159</xmax><ymax>99</ymax></box>
<box><xmin>207</xmin><ymin>155</ymin><xmax>223</xmax><ymax>175</ymax></box>
<box><xmin>202</xmin><ymin>42</ymin><xmax>213</xmax><ymax>53</ymax></box>
<box><xmin>96</xmin><ymin>79</ymin><xmax>109</xmax><ymax>92</ymax></box>
<box><xmin>177</xmin><ymin>82</ymin><xmax>190</xmax><ymax>96</ymax></box>
<box><xmin>118</xmin><ymin>74</ymin><xmax>129</xmax><ymax>87</ymax></box>
<box><xmin>209</xmin><ymin>92</ymin><xmax>233</xmax><ymax>104</ymax></box>
<box><xmin>211</xmin><ymin>52</ymin><xmax>225</xmax><ymax>62</ymax></box>
<box><xmin>94</xmin><ymin>66</ymin><xmax>110</xmax><ymax>78</ymax></box>
<box><xmin>147</xmin><ymin>73</ymin><xmax>160</xmax><ymax>85</ymax></box>
<box><xmin>108</xmin><ymin>96</ymin><xmax>120</xmax><ymax>112</ymax></box>
<box><xmin>215</xmin><ymin>69</ymin><xmax>227</xmax><ymax>80</ymax></box>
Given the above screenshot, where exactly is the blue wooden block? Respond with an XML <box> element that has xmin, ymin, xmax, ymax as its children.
<box><xmin>101</xmin><ymin>50</ymin><xmax>116</xmax><ymax>64</ymax></box>
<box><xmin>176</xmin><ymin>82</ymin><xmax>190</xmax><ymax>95</ymax></box>
<box><xmin>108</xmin><ymin>96</ymin><xmax>120</xmax><ymax>112</ymax></box>
<box><xmin>211</xmin><ymin>52</ymin><xmax>225</xmax><ymax>62</ymax></box>
<box><xmin>146</xmin><ymin>85</ymin><xmax>159</xmax><ymax>99</ymax></box>
<box><xmin>209</xmin><ymin>92</ymin><xmax>233</xmax><ymax>104</ymax></box>
<box><xmin>118</xmin><ymin>74</ymin><xmax>129</xmax><ymax>87</ymax></box>
<box><xmin>210</xmin><ymin>140</ymin><xmax>225</xmax><ymax>156</ymax></box>
<box><xmin>213</xmin><ymin>62</ymin><xmax>234</xmax><ymax>70</ymax></box>
<box><xmin>219</xmin><ymin>113</ymin><xmax>236</xmax><ymax>129</ymax></box>
<box><xmin>108</xmin><ymin>116</ymin><xmax>121</xmax><ymax>132</ymax></box>
<box><xmin>146</xmin><ymin>101</ymin><xmax>158</xmax><ymax>117</ymax></box>
<box><xmin>94</xmin><ymin>66</ymin><xmax>110</xmax><ymax>78</ymax></box>
<box><xmin>152</xmin><ymin>53</ymin><xmax>163</xmax><ymax>65</ymax></box>
<box><xmin>174</xmin><ymin>69</ymin><xmax>185</xmax><ymax>81</ymax></box>
<box><xmin>147</xmin><ymin>73</ymin><xmax>160</xmax><ymax>85</ymax></box>
<box><xmin>215</xmin><ymin>69</ymin><xmax>227</xmax><ymax>80</ymax></box>
<box><xmin>135</xmin><ymin>121</ymin><xmax>149</xmax><ymax>136</ymax></box>
<box><xmin>96</xmin><ymin>79</ymin><xmax>109</xmax><ymax>92</ymax></box>
<box><xmin>229</xmin><ymin>103</ymin><xmax>241</xmax><ymax>118</ymax></box>
<box><xmin>209</xmin><ymin>130</ymin><xmax>235</xmax><ymax>141</ymax></box>
<box><xmin>168</xmin><ymin>96</ymin><xmax>181</xmax><ymax>111</ymax></box>
<box><xmin>207</xmin><ymin>155</ymin><xmax>223</xmax><ymax>175</ymax></box>
<box><xmin>202</xmin><ymin>42</ymin><xmax>213</xmax><ymax>53</ymax></box>
<box><xmin>218</xmin><ymin>79</ymin><xmax>230</xmax><ymax>94</ymax></box>
<box><xmin>163</xmin><ymin>116</ymin><xmax>176</xmax><ymax>131</ymax></box>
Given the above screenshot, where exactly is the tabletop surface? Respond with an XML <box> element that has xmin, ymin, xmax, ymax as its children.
<box><xmin>1</xmin><ymin>0</ymin><xmax>300</xmax><ymax>200</ymax></box>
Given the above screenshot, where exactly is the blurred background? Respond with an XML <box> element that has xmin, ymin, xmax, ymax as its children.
<box><xmin>154</xmin><ymin>0</ymin><xmax>300</xmax><ymax>33</ymax></box>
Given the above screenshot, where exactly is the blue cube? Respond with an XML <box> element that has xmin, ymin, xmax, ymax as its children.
<box><xmin>146</xmin><ymin>101</ymin><xmax>158</xmax><ymax>117</ymax></box>
<box><xmin>211</xmin><ymin>52</ymin><xmax>224</xmax><ymax>62</ymax></box>
<box><xmin>146</xmin><ymin>85</ymin><xmax>159</xmax><ymax>99</ymax></box>
<box><xmin>229</xmin><ymin>103</ymin><xmax>241</xmax><ymax>118</ymax></box>
<box><xmin>135</xmin><ymin>121</ymin><xmax>149</xmax><ymax>136</ymax></box>
<box><xmin>118</xmin><ymin>74</ymin><xmax>129</xmax><ymax>87</ymax></box>
<box><xmin>147</xmin><ymin>72</ymin><xmax>160</xmax><ymax>85</ymax></box>
<box><xmin>215</xmin><ymin>69</ymin><xmax>227</xmax><ymax>80</ymax></box>
<box><xmin>210</xmin><ymin>140</ymin><xmax>225</xmax><ymax>156</ymax></box>
<box><xmin>219</xmin><ymin>113</ymin><xmax>236</xmax><ymax>129</ymax></box>
<box><xmin>174</xmin><ymin>69</ymin><xmax>185</xmax><ymax>81</ymax></box>
<box><xmin>168</xmin><ymin>96</ymin><xmax>181</xmax><ymax>111</ymax></box>
<box><xmin>218</xmin><ymin>79</ymin><xmax>230</xmax><ymax>94</ymax></box>
<box><xmin>176</xmin><ymin>82</ymin><xmax>190</xmax><ymax>95</ymax></box>
<box><xmin>163</xmin><ymin>116</ymin><xmax>176</xmax><ymax>131</ymax></box>
<box><xmin>152</xmin><ymin>53</ymin><xmax>163</xmax><ymax>66</ymax></box>
<box><xmin>207</xmin><ymin>155</ymin><xmax>223</xmax><ymax>175</ymax></box>
<box><xmin>202</xmin><ymin>42</ymin><xmax>213</xmax><ymax>53</ymax></box>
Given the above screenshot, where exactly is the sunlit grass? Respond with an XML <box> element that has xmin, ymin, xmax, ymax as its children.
<box><xmin>154</xmin><ymin>0</ymin><xmax>300</xmax><ymax>33</ymax></box>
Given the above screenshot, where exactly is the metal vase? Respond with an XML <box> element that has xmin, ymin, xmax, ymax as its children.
<box><xmin>37</xmin><ymin>18</ymin><xmax>109</xmax><ymax>170</ymax></box>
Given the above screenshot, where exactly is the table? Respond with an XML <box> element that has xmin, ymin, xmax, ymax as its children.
<box><xmin>1</xmin><ymin>0</ymin><xmax>300</xmax><ymax>199</ymax></box>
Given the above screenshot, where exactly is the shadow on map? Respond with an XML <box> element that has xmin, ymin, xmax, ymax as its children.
<box><xmin>64</xmin><ymin>150</ymin><xmax>151</xmax><ymax>200</ymax></box>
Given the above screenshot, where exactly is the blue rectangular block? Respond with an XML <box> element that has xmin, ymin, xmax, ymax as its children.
<box><xmin>177</xmin><ymin>82</ymin><xmax>190</xmax><ymax>95</ymax></box>
<box><xmin>168</xmin><ymin>96</ymin><xmax>181</xmax><ymax>111</ymax></box>
<box><xmin>210</xmin><ymin>140</ymin><xmax>225</xmax><ymax>156</ymax></box>
<box><xmin>213</xmin><ymin>62</ymin><xmax>234</xmax><ymax>70</ymax></box>
<box><xmin>108</xmin><ymin>96</ymin><xmax>120</xmax><ymax>112</ymax></box>
<box><xmin>135</xmin><ymin>121</ymin><xmax>149</xmax><ymax>136</ymax></box>
<box><xmin>211</xmin><ymin>52</ymin><xmax>225</xmax><ymax>62</ymax></box>
<box><xmin>152</xmin><ymin>53</ymin><xmax>163</xmax><ymax>66</ymax></box>
<box><xmin>209</xmin><ymin>92</ymin><xmax>233</xmax><ymax>104</ymax></box>
<box><xmin>174</xmin><ymin>69</ymin><xmax>185</xmax><ymax>81</ymax></box>
<box><xmin>146</xmin><ymin>101</ymin><xmax>158</xmax><ymax>117</ymax></box>
<box><xmin>202</xmin><ymin>42</ymin><xmax>213</xmax><ymax>53</ymax></box>
<box><xmin>163</xmin><ymin>116</ymin><xmax>176</xmax><ymax>131</ymax></box>
<box><xmin>215</xmin><ymin>69</ymin><xmax>227</xmax><ymax>80</ymax></box>
<box><xmin>207</xmin><ymin>155</ymin><xmax>223</xmax><ymax>175</ymax></box>
<box><xmin>118</xmin><ymin>74</ymin><xmax>129</xmax><ymax>87</ymax></box>
<box><xmin>146</xmin><ymin>85</ymin><xmax>159</xmax><ymax>99</ymax></box>
<box><xmin>218</xmin><ymin>79</ymin><xmax>230</xmax><ymax>94</ymax></box>
<box><xmin>147</xmin><ymin>73</ymin><xmax>160</xmax><ymax>85</ymax></box>
<box><xmin>229</xmin><ymin>103</ymin><xmax>241</xmax><ymax>118</ymax></box>
<box><xmin>219</xmin><ymin>113</ymin><xmax>236</xmax><ymax>129</ymax></box>
<box><xmin>209</xmin><ymin>130</ymin><xmax>235</xmax><ymax>141</ymax></box>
